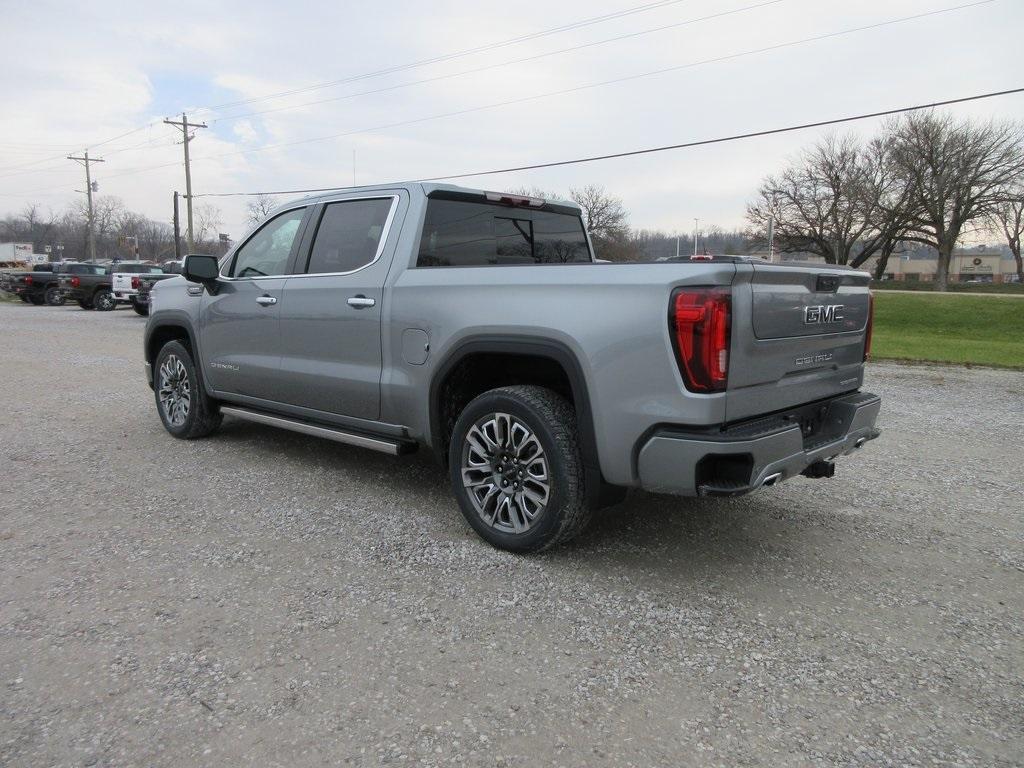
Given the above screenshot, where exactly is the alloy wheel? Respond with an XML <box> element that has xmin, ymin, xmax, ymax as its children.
<box><xmin>158</xmin><ymin>355</ymin><xmax>191</xmax><ymax>427</ymax></box>
<box><xmin>460</xmin><ymin>412</ymin><xmax>551</xmax><ymax>534</ymax></box>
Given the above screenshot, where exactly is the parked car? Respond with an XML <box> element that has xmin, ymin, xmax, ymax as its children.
<box><xmin>130</xmin><ymin>272</ymin><xmax>178</xmax><ymax>315</ymax></box>
<box><xmin>144</xmin><ymin>183</ymin><xmax>879</xmax><ymax>552</ymax></box>
<box><xmin>110</xmin><ymin>262</ymin><xmax>166</xmax><ymax>310</ymax></box>
<box><xmin>3</xmin><ymin>262</ymin><xmax>105</xmax><ymax>306</ymax></box>
<box><xmin>58</xmin><ymin>264</ymin><xmax>117</xmax><ymax>310</ymax></box>
<box><xmin>1</xmin><ymin>263</ymin><xmax>53</xmax><ymax>303</ymax></box>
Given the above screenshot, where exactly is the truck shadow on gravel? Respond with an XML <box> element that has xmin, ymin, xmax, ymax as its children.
<box><xmin>214</xmin><ymin>418</ymin><xmax>786</xmax><ymax>571</ymax></box>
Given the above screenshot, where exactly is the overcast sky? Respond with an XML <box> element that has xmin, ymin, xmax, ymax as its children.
<box><xmin>1</xmin><ymin>0</ymin><xmax>1021</xmax><ymax>240</ymax></box>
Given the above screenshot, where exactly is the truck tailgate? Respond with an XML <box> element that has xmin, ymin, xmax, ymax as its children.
<box><xmin>727</xmin><ymin>261</ymin><xmax>871</xmax><ymax>422</ymax></box>
<box><xmin>112</xmin><ymin>273</ymin><xmax>134</xmax><ymax>293</ymax></box>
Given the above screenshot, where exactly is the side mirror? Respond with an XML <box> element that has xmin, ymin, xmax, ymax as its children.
<box><xmin>182</xmin><ymin>254</ymin><xmax>220</xmax><ymax>292</ymax></box>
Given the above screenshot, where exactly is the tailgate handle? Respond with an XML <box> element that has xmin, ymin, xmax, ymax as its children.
<box><xmin>816</xmin><ymin>275</ymin><xmax>841</xmax><ymax>292</ymax></box>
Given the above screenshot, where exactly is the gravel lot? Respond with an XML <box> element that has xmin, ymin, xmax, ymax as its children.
<box><xmin>1</xmin><ymin>301</ymin><xmax>1022</xmax><ymax>767</ymax></box>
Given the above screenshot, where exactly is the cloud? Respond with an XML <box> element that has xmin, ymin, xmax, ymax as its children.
<box><xmin>1</xmin><ymin>0</ymin><xmax>1022</xmax><ymax>237</ymax></box>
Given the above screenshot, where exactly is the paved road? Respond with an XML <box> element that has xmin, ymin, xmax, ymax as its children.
<box><xmin>1</xmin><ymin>302</ymin><xmax>1022</xmax><ymax>767</ymax></box>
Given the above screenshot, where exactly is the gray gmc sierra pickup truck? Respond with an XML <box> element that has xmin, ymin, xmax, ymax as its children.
<box><xmin>144</xmin><ymin>183</ymin><xmax>880</xmax><ymax>552</ymax></box>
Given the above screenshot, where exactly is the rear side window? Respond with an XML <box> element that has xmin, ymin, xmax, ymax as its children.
<box><xmin>230</xmin><ymin>208</ymin><xmax>305</xmax><ymax>278</ymax></box>
<box><xmin>305</xmin><ymin>198</ymin><xmax>393</xmax><ymax>274</ymax></box>
<box><xmin>417</xmin><ymin>200</ymin><xmax>591</xmax><ymax>267</ymax></box>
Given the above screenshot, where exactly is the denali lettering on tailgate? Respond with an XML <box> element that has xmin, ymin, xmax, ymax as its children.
<box><xmin>804</xmin><ymin>304</ymin><xmax>844</xmax><ymax>324</ymax></box>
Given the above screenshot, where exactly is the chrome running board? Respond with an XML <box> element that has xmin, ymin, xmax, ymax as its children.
<box><xmin>220</xmin><ymin>406</ymin><xmax>409</xmax><ymax>455</ymax></box>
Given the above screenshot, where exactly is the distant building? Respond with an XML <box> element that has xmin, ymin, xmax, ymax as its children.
<box><xmin>862</xmin><ymin>247</ymin><xmax>1018</xmax><ymax>283</ymax></box>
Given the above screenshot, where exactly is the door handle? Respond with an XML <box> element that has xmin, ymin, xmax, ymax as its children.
<box><xmin>347</xmin><ymin>295</ymin><xmax>376</xmax><ymax>309</ymax></box>
<box><xmin>256</xmin><ymin>295</ymin><xmax>277</xmax><ymax>306</ymax></box>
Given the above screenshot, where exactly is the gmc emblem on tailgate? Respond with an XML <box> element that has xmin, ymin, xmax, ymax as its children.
<box><xmin>804</xmin><ymin>304</ymin><xmax>844</xmax><ymax>324</ymax></box>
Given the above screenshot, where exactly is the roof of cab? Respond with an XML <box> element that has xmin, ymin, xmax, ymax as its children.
<box><xmin>287</xmin><ymin>182</ymin><xmax>581</xmax><ymax>212</ymax></box>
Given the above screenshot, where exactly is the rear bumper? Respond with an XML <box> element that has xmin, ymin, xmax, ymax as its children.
<box><xmin>636</xmin><ymin>391</ymin><xmax>881</xmax><ymax>496</ymax></box>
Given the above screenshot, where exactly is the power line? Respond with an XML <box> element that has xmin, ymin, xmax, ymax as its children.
<box><xmin>178</xmin><ymin>1</ymin><xmax>996</xmax><ymax>169</ymax></box>
<box><xmin>208</xmin><ymin>0</ymin><xmax>785</xmax><ymax>126</ymax></box>
<box><xmin>0</xmin><ymin>1</ymin><xmax>999</xmax><ymax>197</ymax></box>
<box><xmin>0</xmin><ymin>0</ymin><xmax>694</xmax><ymax>177</ymax></box>
<box><xmin>190</xmin><ymin>87</ymin><xmax>1024</xmax><ymax>198</ymax></box>
<box><xmin>193</xmin><ymin>0</ymin><xmax>694</xmax><ymax>116</ymax></box>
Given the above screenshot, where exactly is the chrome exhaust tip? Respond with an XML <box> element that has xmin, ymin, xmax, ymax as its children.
<box><xmin>761</xmin><ymin>472</ymin><xmax>783</xmax><ymax>488</ymax></box>
<box><xmin>855</xmin><ymin>437</ymin><xmax>867</xmax><ymax>449</ymax></box>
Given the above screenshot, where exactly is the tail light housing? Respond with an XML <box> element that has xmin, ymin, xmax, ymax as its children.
<box><xmin>670</xmin><ymin>287</ymin><xmax>731</xmax><ymax>392</ymax></box>
<box><xmin>71</xmin><ymin>276</ymin><xmax>81</xmax><ymax>288</ymax></box>
<box><xmin>864</xmin><ymin>292</ymin><xmax>874</xmax><ymax>362</ymax></box>
<box><xmin>24</xmin><ymin>275</ymin><xmax>32</xmax><ymax>285</ymax></box>
<box><xmin>131</xmin><ymin>276</ymin><xmax>141</xmax><ymax>290</ymax></box>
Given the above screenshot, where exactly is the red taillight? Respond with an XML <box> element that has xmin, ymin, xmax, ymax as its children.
<box><xmin>131</xmin><ymin>276</ymin><xmax>141</xmax><ymax>289</ymax></box>
<box><xmin>864</xmin><ymin>292</ymin><xmax>874</xmax><ymax>362</ymax></box>
<box><xmin>24</xmin><ymin>275</ymin><xmax>32</xmax><ymax>285</ymax></box>
<box><xmin>670</xmin><ymin>287</ymin><xmax>731</xmax><ymax>393</ymax></box>
<box><xmin>71</xmin><ymin>276</ymin><xmax>80</xmax><ymax>288</ymax></box>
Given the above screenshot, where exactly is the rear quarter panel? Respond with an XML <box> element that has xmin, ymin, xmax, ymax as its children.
<box><xmin>384</xmin><ymin>262</ymin><xmax>736</xmax><ymax>486</ymax></box>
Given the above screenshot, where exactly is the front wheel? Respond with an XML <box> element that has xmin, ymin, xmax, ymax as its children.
<box><xmin>45</xmin><ymin>286</ymin><xmax>65</xmax><ymax>305</ymax></box>
<box><xmin>154</xmin><ymin>341</ymin><xmax>222</xmax><ymax>439</ymax></box>
<box><xmin>93</xmin><ymin>289</ymin><xmax>116</xmax><ymax>311</ymax></box>
<box><xmin>448</xmin><ymin>385</ymin><xmax>589</xmax><ymax>553</ymax></box>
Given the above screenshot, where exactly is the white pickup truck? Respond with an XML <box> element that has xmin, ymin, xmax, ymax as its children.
<box><xmin>110</xmin><ymin>262</ymin><xmax>167</xmax><ymax>308</ymax></box>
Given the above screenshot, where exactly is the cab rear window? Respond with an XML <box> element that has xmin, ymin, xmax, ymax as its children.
<box><xmin>417</xmin><ymin>199</ymin><xmax>591</xmax><ymax>267</ymax></box>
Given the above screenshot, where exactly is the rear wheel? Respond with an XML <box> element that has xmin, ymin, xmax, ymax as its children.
<box><xmin>28</xmin><ymin>293</ymin><xmax>45</xmax><ymax>305</ymax></box>
<box><xmin>93</xmin><ymin>289</ymin><xmax>116</xmax><ymax>311</ymax></box>
<box><xmin>20</xmin><ymin>295</ymin><xmax>31</xmax><ymax>303</ymax></box>
<box><xmin>44</xmin><ymin>286</ymin><xmax>65</xmax><ymax>306</ymax></box>
<box><xmin>77</xmin><ymin>299</ymin><xmax>94</xmax><ymax>310</ymax></box>
<box><xmin>154</xmin><ymin>340</ymin><xmax>222</xmax><ymax>439</ymax></box>
<box><xmin>449</xmin><ymin>385</ymin><xmax>589</xmax><ymax>553</ymax></box>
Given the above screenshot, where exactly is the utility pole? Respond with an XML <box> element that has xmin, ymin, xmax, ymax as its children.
<box><xmin>163</xmin><ymin>113</ymin><xmax>207</xmax><ymax>251</ymax></box>
<box><xmin>67</xmin><ymin>150</ymin><xmax>104</xmax><ymax>262</ymax></box>
<box><xmin>172</xmin><ymin>192</ymin><xmax>182</xmax><ymax>260</ymax></box>
<box><xmin>693</xmin><ymin>218</ymin><xmax>700</xmax><ymax>258</ymax></box>
<box><xmin>767</xmin><ymin>216</ymin><xmax>775</xmax><ymax>262</ymax></box>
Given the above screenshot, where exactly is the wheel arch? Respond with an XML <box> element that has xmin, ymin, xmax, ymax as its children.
<box><xmin>145</xmin><ymin>318</ymin><xmax>199</xmax><ymax>365</ymax></box>
<box><xmin>428</xmin><ymin>335</ymin><xmax>619</xmax><ymax>507</ymax></box>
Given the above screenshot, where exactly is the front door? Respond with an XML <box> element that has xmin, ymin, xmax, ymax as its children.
<box><xmin>276</xmin><ymin>195</ymin><xmax>399</xmax><ymax>420</ymax></box>
<box><xmin>199</xmin><ymin>206</ymin><xmax>308</xmax><ymax>401</ymax></box>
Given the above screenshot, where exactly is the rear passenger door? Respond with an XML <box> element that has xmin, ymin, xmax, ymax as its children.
<box><xmin>277</xmin><ymin>195</ymin><xmax>401</xmax><ymax>420</ymax></box>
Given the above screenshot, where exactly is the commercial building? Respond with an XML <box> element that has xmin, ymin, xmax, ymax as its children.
<box><xmin>862</xmin><ymin>248</ymin><xmax>1019</xmax><ymax>283</ymax></box>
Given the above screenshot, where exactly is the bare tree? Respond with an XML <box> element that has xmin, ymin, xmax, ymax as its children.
<box><xmin>193</xmin><ymin>203</ymin><xmax>224</xmax><ymax>246</ymax></box>
<box><xmin>747</xmin><ymin>134</ymin><xmax>886</xmax><ymax>265</ymax></box>
<box><xmin>990</xmin><ymin>192</ymin><xmax>1024</xmax><ymax>283</ymax></box>
<box><xmin>885</xmin><ymin>111</ymin><xmax>1024</xmax><ymax>290</ymax></box>
<box><xmin>856</xmin><ymin>135</ymin><xmax>916</xmax><ymax>277</ymax></box>
<box><xmin>245</xmin><ymin>193</ymin><xmax>278</xmax><ymax>227</ymax></box>
<box><xmin>569</xmin><ymin>184</ymin><xmax>628</xmax><ymax>243</ymax></box>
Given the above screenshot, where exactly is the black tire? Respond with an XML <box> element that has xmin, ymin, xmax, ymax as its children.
<box><xmin>20</xmin><ymin>295</ymin><xmax>31</xmax><ymax>303</ymax></box>
<box><xmin>44</xmin><ymin>286</ymin><xmax>65</xmax><ymax>306</ymax></box>
<box><xmin>28</xmin><ymin>293</ymin><xmax>45</xmax><ymax>305</ymax></box>
<box><xmin>153</xmin><ymin>340</ymin><xmax>222</xmax><ymax>439</ymax></box>
<box><xmin>77</xmin><ymin>299</ymin><xmax>94</xmax><ymax>310</ymax></box>
<box><xmin>448</xmin><ymin>385</ymin><xmax>589</xmax><ymax>553</ymax></box>
<box><xmin>132</xmin><ymin>302</ymin><xmax>149</xmax><ymax>316</ymax></box>
<box><xmin>93</xmin><ymin>288</ymin><xmax>116</xmax><ymax>311</ymax></box>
